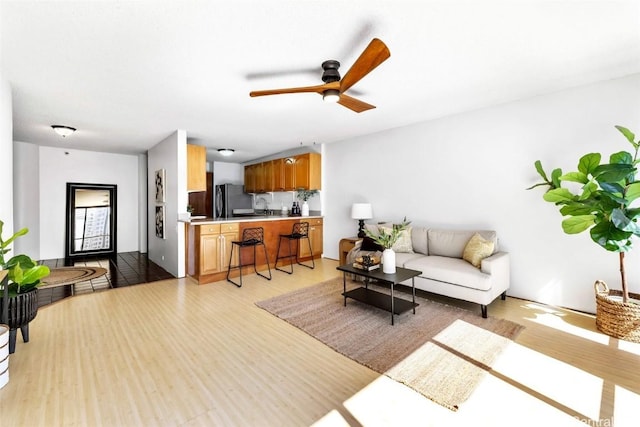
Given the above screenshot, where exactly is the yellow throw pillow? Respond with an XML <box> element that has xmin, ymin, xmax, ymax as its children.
<box><xmin>463</xmin><ymin>233</ymin><xmax>494</xmax><ymax>268</ymax></box>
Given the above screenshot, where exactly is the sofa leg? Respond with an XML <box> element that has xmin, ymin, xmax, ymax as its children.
<box><xmin>501</xmin><ymin>291</ymin><xmax>507</xmax><ymax>301</ymax></box>
<box><xmin>481</xmin><ymin>305</ymin><xmax>487</xmax><ymax>318</ymax></box>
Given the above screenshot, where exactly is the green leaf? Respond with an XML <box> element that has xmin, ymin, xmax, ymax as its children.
<box><xmin>590</xmin><ymin>221</ymin><xmax>633</xmax><ymax>252</ymax></box>
<box><xmin>599</xmin><ymin>182</ymin><xmax>624</xmax><ymax>195</ymax></box>
<box><xmin>543</xmin><ymin>188</ymin><xmax>575</xmax><ymax>203</ymax></box>
<box><xmin>625</xmin><ymin>207</ymin><xmax>640</xmax><ymax>220</ymax></box>
<box><xmin>560</xmin><ymin>171</ymin><xmax>588</xmax><ymax>184</ymax></box>
<box><xmin>611</xmin><ymin>208</ymin><xmax>640</xmax><ymax>234</ymax></box>
<box><xmin>560</xmin><ymin>203</ymin><xmax>597</xmax><ymax>216</ymax></box>
<box><xmin>593</xmin><ymin>163</ymin><xmax>636</xmax><ymax>183</ymax></box>
<box><xmin>610</xmin><ymin>151</ymin><xmax>633</xmax><ymax>165</ymax></box>
<box><xmin>551</xmin><ymin>168</ymin><xmax>562</xmax><ymax>188</ymax></box>
<box><xmin>615</xmin><ymin>125</ymin><xmax>638</xmax><ymax>148</ymax></box>
<box><xmin>578</xmin><ymin>153</ymin><xmax>601</xmax><ymax>175</ymax></box>
<box><xmin>561</xmin><ymin>215</ymin><xmax>596</xmax><ymax>234</ymax></box>
<box><xmin>0</xmin><ymin>226</ymin><xmax>29</xmax><ymax>250</ymax></box>
<box><xmin>534</xmin><ymin>160</ymin><xmax>549</xmax><ymax>182</ymax></box>
<box><xmin>625</xmin><ymin>182</ymin><xmax>640</xmax><ymax>203</ymax></box>
<box><xmin>20</xmin><ymin>265</ymin><xmax>50</xmax><ymax>286</ymax></box>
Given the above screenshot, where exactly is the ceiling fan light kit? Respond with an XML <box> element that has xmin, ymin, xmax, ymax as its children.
<box><xmin>322</xmin><ymin>89</ymin><xmax>340</xmax><ymax>103</ymax></box>
<box><xmin>249</xmin><ymin>38</ymin><xmax>390</xmax><ymax>113</ymax></box>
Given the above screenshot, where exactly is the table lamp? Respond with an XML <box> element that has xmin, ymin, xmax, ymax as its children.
<box><xmin>351</xmin><ymin>203</ymin><xmax>373</xmax><ymax>238</ymax></box>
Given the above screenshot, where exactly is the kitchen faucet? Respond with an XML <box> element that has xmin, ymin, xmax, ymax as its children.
<box><xmin>256</xmin><ymin>196</ymin><xmax>268</xmax><ymax>212</ymax></box>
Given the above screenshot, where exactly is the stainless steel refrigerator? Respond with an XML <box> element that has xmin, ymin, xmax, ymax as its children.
<box><xmin>214</xmin><ymin>184</ymin><xmax>253</xmax><ymax>218</ymax></box>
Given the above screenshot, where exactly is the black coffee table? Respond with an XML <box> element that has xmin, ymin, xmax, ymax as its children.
<box><xmin>336</xmin><ymin>264</ymin><xmax>422</xmax><ymax>325</ymax></box>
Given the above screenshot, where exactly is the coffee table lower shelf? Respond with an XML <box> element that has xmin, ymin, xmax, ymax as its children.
<box><xmin>343</xmin><ymin>287</ymin><xmax>418</xmax><ymax>315</ymax></box>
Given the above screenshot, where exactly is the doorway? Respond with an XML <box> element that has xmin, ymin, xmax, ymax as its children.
<box><xmin>65</xmin><ymin>183</ymin><xmax>117</xmax><ymax>260</ymax></box>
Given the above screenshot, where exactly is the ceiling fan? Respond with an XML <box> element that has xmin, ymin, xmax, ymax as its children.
<box><xmin>249</xmin><ymin>38</ymin><xmax>390</xmax><ymax>113</ymax></box>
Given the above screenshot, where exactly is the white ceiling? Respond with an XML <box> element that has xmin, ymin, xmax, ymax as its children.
<box><xmin>2</xmin><ymin>0</ymin><xmax>640</xmax><ymax>163</ymax></box>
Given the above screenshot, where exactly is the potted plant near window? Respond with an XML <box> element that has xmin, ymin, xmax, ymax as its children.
<box><xmin>0</xmin><ymin>220</ymin><xmax>50</xmax><ymax>353</ymax></box>
<box><xmin>296</xmin><ymin>188</ymin><xmax>319</xmax><ymax>217</ymax></box>
<box><xmin>528</xmin><ymin>125</ymin><xmax>640</xmax><ymax>342</ymax></box>
<box><xmin>364</xmin><ymin>217</ymin><xmax>411</xmax><ymax>274</ymax></box>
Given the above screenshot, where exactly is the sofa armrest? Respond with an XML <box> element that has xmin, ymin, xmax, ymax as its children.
<box><xmin>481</xmin><ymin>251</ymin><xmax>510</xmax><ymax>297</ymax></box>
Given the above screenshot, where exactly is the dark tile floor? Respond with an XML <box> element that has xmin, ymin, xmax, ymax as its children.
<box><xmin>37</xmin><ymin>252</ymin><xmax>174</xmax><ymax>308</ymax></box>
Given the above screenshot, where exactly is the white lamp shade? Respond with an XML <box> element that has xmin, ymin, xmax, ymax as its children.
<box><xmin>351</xmin><ymin>203</ymin><xmax>373</xmax><ymax>219</ymax></box>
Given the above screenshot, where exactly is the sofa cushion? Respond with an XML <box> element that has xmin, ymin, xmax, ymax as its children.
<box><xmin>411</xmin><ymin>226</ymin><xmax>429</xmax><ymax>255</ymax></box>
<box><xmin>380</xmin><ymin>226</ymin><xmax>414</xmax><ymax>253</ymax></box>
<box><xmin>428</xmin><ymin>229</ymin><xmax>497</xmax><ymax>258</ymax></box>
<box><xmin>404</xmin><ymin>255</ymin><xmax>492</xmax><ymax>291</ymax></box>
<box><xmin>463</xmin><ymin>233</ymin><xmax>495</xmax><ymax>268</ymax></box>
<box><xmin>395</xmin><ymin>251</ymin><xmax>425</xmax><ymax>267</ymax></box>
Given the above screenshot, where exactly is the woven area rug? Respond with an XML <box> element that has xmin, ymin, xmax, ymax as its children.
<box><xmin>256</xmin><ymin>278</ymin><xmax>524</xmax><ymax>411</ymax></box>
<box><xmin>39</xmin><ymin>267</ymin><xmax>107</xmax><ymax>288</ymax></box>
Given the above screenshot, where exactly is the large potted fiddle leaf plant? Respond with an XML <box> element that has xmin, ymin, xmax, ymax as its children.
<box><xmin>528</xmin><ymin>125</ymin><xmax>640</xmax><ymax>342</ymax></box>
<box><xmin>0</xmin><ymin>220</ymin><xmax>50</xmax><ymax>353</ymax></box>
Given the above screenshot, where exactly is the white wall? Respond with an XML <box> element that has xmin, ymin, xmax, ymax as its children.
<box><xmin>212</xmin><ymin>161</ymin><xmax>244</xmax><ymax>186</ymax></box>
<box><xmin>12</xmin><ymin>142</ymin><xmax>38</xmax><ymax>256</ymax></box>
<box><xmin>13</xmin><ymin>143</ymin><xmax>140</xmax><ymax>259</ymax></box>
<box><xmin>138</xmin><ymin>153</ymin><xmax>148</xmax><ymax>253</ymax></box>
<box><xmin>324</xmin><ymin>73</ymin><xmax>640</xmax><ymax>314</ymax></box>
<box><xmin>0</xmin><ymin>73</ymin><xmax>12</xmax><ymax>235</ymax></box>
<box><xmin>147</xmin><ymin>130</ymin><xmax>187</xmax><ymax>277</ymax></box>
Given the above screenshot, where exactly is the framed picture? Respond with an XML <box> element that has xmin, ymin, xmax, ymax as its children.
<box><xmin>155</xmin><ymin>205</ymin><xmax>165</xmax><ymax>239</ymax></box>
<box><xmin>155</xmin><ymin>169</ymin><xmax>166</xmax><ymax>203</ymax></box>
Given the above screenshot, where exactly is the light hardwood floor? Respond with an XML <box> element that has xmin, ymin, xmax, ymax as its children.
<box><xmin>1</xmin><ymin>258</ymin><xmax>638</xmax><ymax>426</ymax></box>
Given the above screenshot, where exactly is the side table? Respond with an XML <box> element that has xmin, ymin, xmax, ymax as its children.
<box><xmin>339</xmin><ymin>236</ymin><xmax>361</xmax><ymax>266</ymax></box>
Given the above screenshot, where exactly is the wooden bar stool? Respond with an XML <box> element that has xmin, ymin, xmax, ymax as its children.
<box><xmin>275</xmin><ymin>222</ymin><xmax>315</xmax><ymax>274</ymax></box>
<box><xmin>226</xmin><ymin>227</ymin><xmax>272</xmax><ymax>287</ymax></box>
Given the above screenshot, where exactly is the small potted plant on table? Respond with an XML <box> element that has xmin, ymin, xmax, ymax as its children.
<box><xmin>296</xmin><ymin>189</ymin><xmax>319</xmax><ymax>217</ymax></box>
<box><xmin>364</xmin><ymin>217</ymin><xmax>411</xmax><ymax>274</ymax></box>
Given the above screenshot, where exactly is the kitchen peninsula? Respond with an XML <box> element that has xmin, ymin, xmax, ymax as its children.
<box><xmin>184</xmin><ymin>214</ymin><xmax>323</xmax><ymax>284</ymax></box>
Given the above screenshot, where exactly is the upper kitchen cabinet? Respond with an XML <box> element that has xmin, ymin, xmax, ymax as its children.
<box><xmin>243</xmin><ymin>152</ymin><xmax>321</xmax><ymax>192</ymax></box>
<box><xmin>187</xmin><ymin>144</ymin><xmax>207</xmax><ymax>192</ymax></box>
<box><xmin>254</xmin><ymin>162</ymin><xmax>266</xmax><ymax>193</ymax></box>
<box><xmin>271</xmin><ymin>158</ymin><xmax>286</xmax><ymax>191</ymax></box>
<box><xmin>293</xmin><ymin>153</ymin><xmax>321</xmax><ymax>190</ymax></box>
<box><xmin>244</xmin><ymin>163</ymin><xmax>257</xmax><ymax>193</ymax></box>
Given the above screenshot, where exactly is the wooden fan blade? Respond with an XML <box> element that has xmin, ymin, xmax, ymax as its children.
<box><xmin>337</xmin><ymin>94</ymin><xmax>376</xmax><ymax>113</ymax></box>
<box><xmin>339</xmin><ymin>38</ymin><xmax>390</xmax><ymax>93</ymax></box>
<box><xmin>250</xmin><ymin>83</ymin><xmax>330</xmax><ymax>97</ymax></box>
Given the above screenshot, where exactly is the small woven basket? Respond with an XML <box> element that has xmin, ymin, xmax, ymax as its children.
<box><xmin>594</xmin><ymin>280</ymin><xmax>640</xmax><ymax>343</ymax></box>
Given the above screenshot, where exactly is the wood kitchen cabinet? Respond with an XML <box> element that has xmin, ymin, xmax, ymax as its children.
<box><xmin>187</xmin><ymin>217</ymin><xmax>322</xmax><ymax>285</ymax></box>
<box><xmin>271</xmin><ymin>158</ymin><xmax>285</xmax><ymax>191</ymax></box>
<box><xmin>299</xmin><ymin>217</ymin><xmax>323</xmax><ymax>258</ymax></box>
<box><xmin>244</xmin><ymin>164</ymin><xmax>257</xmax><ymax>193</ymax></box>
<box><xmin>293</xmin><ymin>153</ymin><xmax>321</xmax><ymax>190</ymax></box>
<box><xmin>187</xmin><ymin>144</ymin><xmax>207</xmax><ymax>192</ymax></box>
<box><xmin>283</xmin><ymin>157</ymin><xmax>296</xmax><ymax>190</ymax></box>
<box><xmin>262</xmin><ymin>160</ymin><xmax>275</xmax><ymax>192</ymax></box>
<box><xmin>253</xmin><ymin>162</ymin><xmax>266</xmax><ymax>193</ymax></box>
<box><xmin>244</xmin><ymin>152</ymin><xmax>321</xmax><ymax>193</ymax></box>
<box><xmin>193</xmin><ymin>223</ymin><xmax>239</xmax><ymax>278</ymax></box>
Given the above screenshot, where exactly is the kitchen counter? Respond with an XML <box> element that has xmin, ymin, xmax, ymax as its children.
<box><xmin>181</xmin><ymin>211</ymin><xmax>322</xmax><ymax>224</ymax></box>
<box><xmin>183</xmin><ymin>213</ymin><xmax>323</xmax><ymax>284</ymax></box>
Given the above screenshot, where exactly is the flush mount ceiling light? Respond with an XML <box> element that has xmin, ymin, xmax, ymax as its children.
<box><xmin>51</xmin><ymin>125</ymin><xmax>76</xmax><ymax>137</ymax></box>
<box><xmin>218</xmin><ymin>148</ymin><xmax>235</xmax><ymax>157</ymax></box>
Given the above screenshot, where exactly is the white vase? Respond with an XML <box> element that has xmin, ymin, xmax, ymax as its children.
<box><xmin>301</xmin><ymin>201</ymin><xmax>309</xmax><ymax>216</ymax></box>
<box><xmin>382</xmin><ymin>248</ymin><xmax>396</xmax><ymax>274</ymax></box>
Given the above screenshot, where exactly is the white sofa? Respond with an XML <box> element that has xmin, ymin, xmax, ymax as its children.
<box><xmin>347</xmin><ymin>226</ymin><xmax>510</xmax><ymax>318</ymax></box>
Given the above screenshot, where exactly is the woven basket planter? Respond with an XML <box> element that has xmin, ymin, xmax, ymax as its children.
<box><xmin>594</xmin><ymin>280</ymin><xmax>640</xmax><ymax>343</ymax></box>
